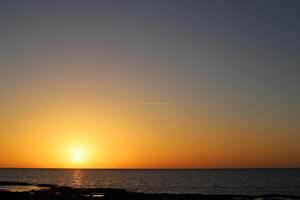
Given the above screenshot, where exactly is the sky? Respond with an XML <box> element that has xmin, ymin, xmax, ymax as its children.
<box><xmin>0</xmin><ymin>0</ymin><xmax>300</xmax><ymax>168</ymax></box>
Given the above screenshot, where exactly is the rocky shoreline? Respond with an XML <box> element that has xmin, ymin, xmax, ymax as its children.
<box><xmin>0</xmin><ymin>181</ymin><xmax>299</xmax><ymax>200</ymax></box>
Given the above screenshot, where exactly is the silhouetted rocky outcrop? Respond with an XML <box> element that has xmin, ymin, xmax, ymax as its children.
<box><xmin>0</xmin><ymin>182</ymin><xmax>299</xmax><ymax>200</ymax></box>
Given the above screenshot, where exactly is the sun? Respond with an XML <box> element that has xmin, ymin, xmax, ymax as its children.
<box><xmin>73</xmin><ymin>151</ymin><xmax>82</xmax><ymax>162</ymax></box>
<box><xmin>68</xmin><ymin>145</ymin><xmax>89</xmax><ymax>165</ymax></box>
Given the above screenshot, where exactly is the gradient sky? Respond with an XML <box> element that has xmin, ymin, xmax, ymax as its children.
<box><xmin>0</xmin><ymin>0</ymin><xmax>300</xmax><ymax>168</ymax></box>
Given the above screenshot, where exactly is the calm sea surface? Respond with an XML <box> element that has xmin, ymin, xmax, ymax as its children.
<box><xmin>0</xmin><ymin>169</ymin><xmax>299</xmax><ymax>195</ymax></box>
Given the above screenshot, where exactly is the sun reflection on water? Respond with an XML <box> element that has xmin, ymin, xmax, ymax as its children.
<box><xmin>72</xmin><ymin>170</ymin><xmax>82</xmax><ymax>187</ymax></box>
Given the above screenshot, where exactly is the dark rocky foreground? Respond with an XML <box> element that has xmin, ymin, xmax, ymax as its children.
<box><xmin>0</xmin><ymin>182</ymin><xmax>299</xmax><ymax>200</ymax></box>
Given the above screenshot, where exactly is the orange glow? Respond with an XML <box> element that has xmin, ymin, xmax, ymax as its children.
<box><xmin>0</xmin><ymin>94</ymin><xmax>300</xmax><ymax>169</ymax></box>
<box><xmin>0</xmin><ymin>83</ymin><xmax>299</xmax><ymax>168</ymax></box>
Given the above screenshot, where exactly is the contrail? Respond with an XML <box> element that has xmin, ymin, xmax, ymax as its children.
<box><xmin>138</xmin><ymin>102</ymin><xmax>170</xmax><ymax>105</ymax></box>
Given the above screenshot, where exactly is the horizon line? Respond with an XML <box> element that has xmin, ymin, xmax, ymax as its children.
<box><xmin>0</xmin><ymin>167</ymin><xmax>299</xmax><ymax>170</ymax></box>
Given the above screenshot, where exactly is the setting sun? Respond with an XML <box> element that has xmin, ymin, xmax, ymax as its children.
<box><xmin>73</xmin><ymin>152</ymin><xmax>82</xmax><ymax>162</ymax></box>
<box><xmin>67</xmin><ymin>145</ymin><xmax>91</xmax><ymax>167</ymax></box>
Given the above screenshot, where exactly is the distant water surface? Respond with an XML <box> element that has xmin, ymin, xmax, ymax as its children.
<box><xmin>0</xmin><ymin>169</ymin><xmax>299</xmax><ymax>195</ymax></box>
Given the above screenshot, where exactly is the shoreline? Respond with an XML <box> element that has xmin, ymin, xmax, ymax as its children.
<box><xmin>0</xmin><ymin>182</ymin><xmax>299</xmax><ymax>200</ymax></box>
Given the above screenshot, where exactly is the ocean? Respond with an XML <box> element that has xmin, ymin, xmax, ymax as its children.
<box><xmin>0</xmin><ymin>169</ymin><xmax>299</xmax><ymax>195</ymax></box>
